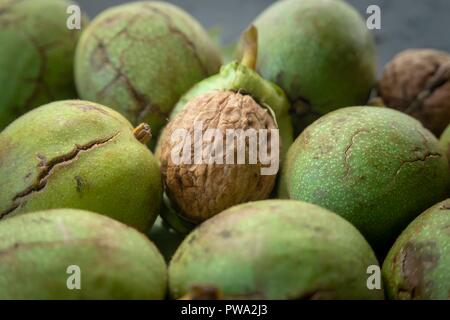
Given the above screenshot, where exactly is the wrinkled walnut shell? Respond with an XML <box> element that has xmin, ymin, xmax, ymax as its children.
<box><xmin>379</xmin><ymin>49</ymin><xmax>450</xmax><ymax>136</ymax></box>
<box><xmin>160</xmin><ymin>91</ymin><xmax>278</xmax><ymax>223</ymax></box>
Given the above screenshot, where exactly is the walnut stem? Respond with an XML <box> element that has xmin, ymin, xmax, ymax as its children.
<box><xmin>240</xmin><ymin>25</ymin><xmax>258</xmax><ymax>70</ymax></box>
<box><xmin>133</xmin><ymin>123</ymin><xmax>152</xmax><ymax>144</ymax></box>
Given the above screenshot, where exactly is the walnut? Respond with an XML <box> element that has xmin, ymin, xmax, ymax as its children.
<box><xmin>160</xmin><ymin>91</ymin><xmax>279</xmax><ymax>223</ymax></box>
<box><xmin>378</xmin><ymin>49</ymin><xmax>450</xmax><ymax>136</ymax></box>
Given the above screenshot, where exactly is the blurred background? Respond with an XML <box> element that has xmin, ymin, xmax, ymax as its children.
<box><xmin>77</xmin><ymin>0</ymin><xmax>450</xmax><ymax>74</ymax></box>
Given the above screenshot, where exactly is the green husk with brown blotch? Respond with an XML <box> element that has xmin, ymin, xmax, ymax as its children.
<box><xmin>382</xmin><ymin>199</ymin><xmax>450</xmax><ymax>300</ymax></box>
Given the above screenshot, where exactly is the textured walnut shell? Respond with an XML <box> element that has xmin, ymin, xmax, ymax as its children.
<box><xmin>160</xmin><ymin>91</ymin><xmax>278</xmax><ymax>223</ymax></box>
<box><xmin>379</xmin><ymin>49</ymin><xmax>450</xmax><ymax>136</ymax></box>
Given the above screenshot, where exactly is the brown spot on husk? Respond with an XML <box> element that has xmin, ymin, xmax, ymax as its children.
<box><xmin>75</xmin><ymin>176</ymin><xmax>83</xmax><ymax>193</ymax></box>
<box><xmin>396</xmin><ymin>241</ymin><xmax>439</xmax><ymax>299</ymax></box>
<box><xmin>180</xmin><ymin>285</ymin><xmax>223</xmax><ymax>300</ymax></box>
<box><xmin>439</xmin><ymin>201</ymin><xmax>450</xmax><ymax>210</ymax></box>
<box><xmin>219</xmin><ymin>230</ymin><xmax>232</xmax><ymax>239</ymax></box>
<box><xmin>67</xmin><ymin>102</ymin><xmax>109</xmax><ymax>115</ymax></box>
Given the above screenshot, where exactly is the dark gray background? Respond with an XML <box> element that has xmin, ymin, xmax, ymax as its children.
<box><xmin>77</xmin><ymin>0</ymin><xmax>450</xmax><ymax>73</ymax></box>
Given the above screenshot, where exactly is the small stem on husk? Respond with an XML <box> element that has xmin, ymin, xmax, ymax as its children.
<box><xmin>133</xmin><ymin>123</ymin><xmax>152</xmax><ymax>144</ymax></box>
<box><xmin>240</xmin><ymin>25</ymin><xmax>258</xmax><ymax>70</ymax></box>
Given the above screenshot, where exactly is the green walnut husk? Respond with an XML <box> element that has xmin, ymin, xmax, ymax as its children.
<box><xmin>0</xmin><ymin>100</ymin><xmax>162</xmax><ymax>231</ymax></box>
<box><xmin>440</xmin><ymin>124</ymin><xmax>450</xmax><ymax>163</ymax></box>
<box><xmin>0</xmin><ymin>0</ymin><xmax>88</xmax><ymax>130</ymax></box>
<box><xmin>0</xmin><ymin>209</ymin><xmax>167</xmax><ymax>299</ymax></box>
<box><xmin>280</xmin><ymin>106</ymin><xmax>450</xmax><ymax>253</ymax></box>
<box><xmin>75</xmin><ymin>1</ymin><xmax>222</xmax><ymax>143</ymax></box>
<box><xmin>382</xmin><ymin>199</ymin><xmax>450</xmax><ymax>300</ymax></box>
<box><xmin>250</xmin><ymin>0</ymin><xmax>376</xmax><ymax>134</ymax></box>
<box><xmin>169</xmin><ymin>200</ymin><xmax>383</xmax><ymax>300</ymax></box>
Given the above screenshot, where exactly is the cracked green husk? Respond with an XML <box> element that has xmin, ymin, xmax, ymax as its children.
<box><xmin>74</xmin><ymin>1</ymin><xmax>222</xmax><ymax>144</ymax></box>
<box><xmin>382</xmin><ymin>199</ymin><xmax>450</xmax><ymax>300</ymax></box>
<box><xmin>0</xmin><ymin>100</ymin><xmax>162</xmax><ymax>231</ymax></box>
<box><xmin>280</xmin><ymin>106</ymin><xmax>450</xmax><ymax>252</ymax></box>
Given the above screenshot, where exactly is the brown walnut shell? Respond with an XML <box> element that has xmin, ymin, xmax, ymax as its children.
<box><xmin>379</xmin><ymin>49</ymin><xmax>450</xmax><ymax>136</ymax></box>
<box><xmin>160</xmin><ymin>91</ymin><xmax>278</xmax><ymax>223</ymax></box>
